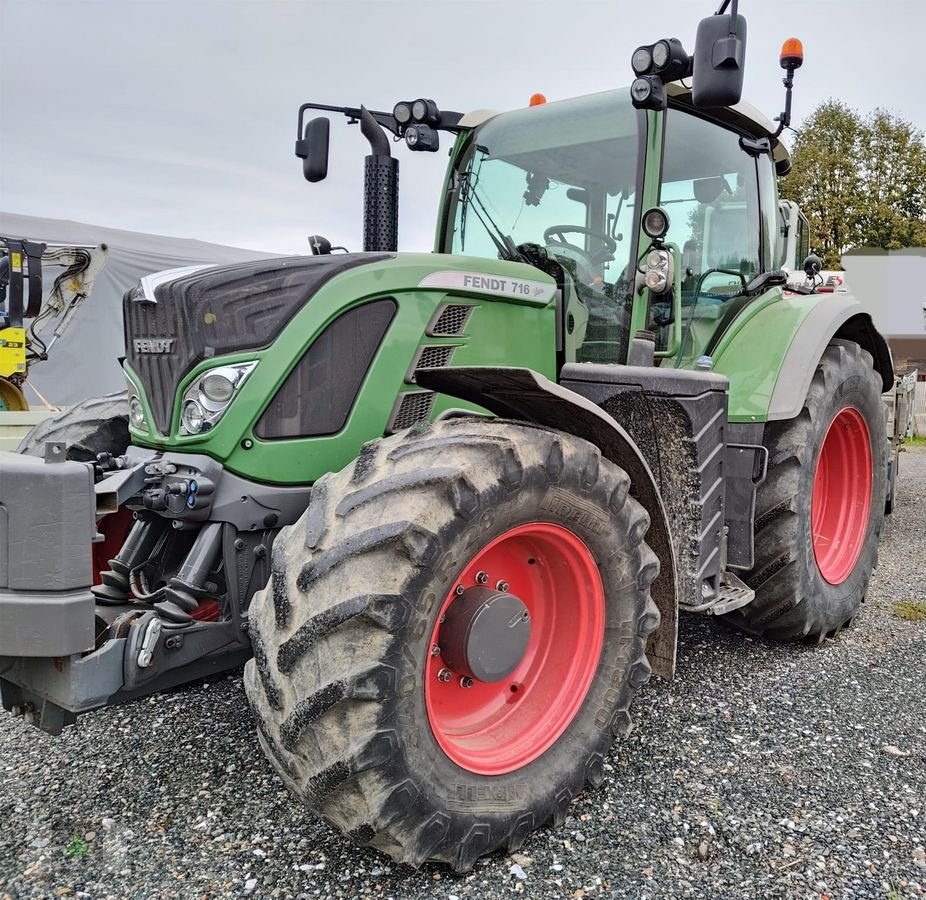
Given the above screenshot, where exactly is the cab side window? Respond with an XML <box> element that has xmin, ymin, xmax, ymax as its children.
<box><xmin>660</xmin><ymin>112</ymin><xmax>762</xmax><ymax>297</ymax></box>
<box><xmin>659</xmin><ymin>111</ymin><xmax>765</xmax><ymax>364</ymax></box>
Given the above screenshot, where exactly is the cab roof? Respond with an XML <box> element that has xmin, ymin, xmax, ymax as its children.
<box><xmin>459</xmin><ymin>85</ymin><xmax>791</xmax><ymax>168</ymax></box>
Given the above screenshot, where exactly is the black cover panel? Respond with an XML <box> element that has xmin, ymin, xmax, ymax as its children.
<box><xmin>124</xmin><ymin>253</ymin><xmax>391</xmax><ymax>433</ymax></box>
<box><xmin>255</xmin><ymin>299</ymin><xmax>396</xmax><ymax>439</ymax></box>
<box><xmin>561</xmin><ymin>363</ymin><xmax>729</xmax><ymax>610</ymax></box>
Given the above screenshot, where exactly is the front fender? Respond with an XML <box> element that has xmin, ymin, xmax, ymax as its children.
<box><xmin>417</xmin><ymin>366</ymin><xmax>679</xmax><ymax>680</ymax></box>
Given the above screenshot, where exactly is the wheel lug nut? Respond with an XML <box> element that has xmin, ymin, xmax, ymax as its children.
<box><xmin>496</xmin><ymin>580</ymin><xmax>509</xmax><ymax>592</ymax></box>
<box><xmin>437</xmin><ymin>668</ymin><xmax>452</xmax><ymax>683</ymax></box>
<box><xmin>460</xmin><ymin>676</ymin><xmax>474</xmax><ymax>688</ymax></box>
<box><xmin>475</xmin><ymin>571</ymin><xmax>489</xmax><ymax>585</ymax></box>
<box><xmin>431</xmin><ymin>644</ymin><xmax>441</xmax><ymax>656</ymax></box>
<box><xmin>455</xmin><ymin>584</ymin><xmax>465</xmax><ymax>596</ymax></box>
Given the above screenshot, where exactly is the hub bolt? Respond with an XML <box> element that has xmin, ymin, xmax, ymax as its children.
<box><xmin>475</xmin><ymin>571</ymin><xmax>489</xmax><ymax>585</ymax></box>
<box><xmin>455</xmin><ymin>584</ymin><xmax>465</xmax><ymax>596</ymax></box>
<box><xmin>437</xmin><ymin>668</ymin><xmax>452</xmax><ymax>683</ymax></box>
<box><xmin>431</xmin><ymin>644</ymin><xmax>441</xmax><ymax>656</ymax></box>
<box><xmin>460</xmin><ymin>676</ymin><xmax>474</xmax><ymax>689</ymax></box>
<box><xmin>496</xmin><ymin>580</ymin><xmax>509</xmax><ymax>592</ymax></box>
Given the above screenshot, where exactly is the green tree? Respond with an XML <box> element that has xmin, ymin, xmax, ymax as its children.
<box><xmin>855</xmin><ymin>109</ymin><xmax>926</xmax><ymax>250</ymax></box>
<box><xmin>780</xmin><ymin>101</ymin><xmax>863</xmax><ymax>268</ymax></box>
<box><xmin>780</xmin><ymin>101</ymin><xmax>926</xmax><ymax>267</ymax></box>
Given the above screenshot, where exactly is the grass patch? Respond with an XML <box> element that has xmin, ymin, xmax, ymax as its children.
<box><xmin>892</xmin><ymin>600</ymin><xmax>926</xmax><ymax>622</ymax></box>
<box><xmin>64</xmin><ymin>835</ymin><xmax>89</xmax><ymax>857</ymax></box>
<box><xmin>903</xmin><ymin>435</ymin><xmax>926</xmax><ymax>446</ymax></box>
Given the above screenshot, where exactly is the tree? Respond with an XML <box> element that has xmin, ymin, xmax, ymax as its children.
<box><xmin>780</xmin><ymin>101</ymin><xmax>926</xmax><ymax>268</ymax></box>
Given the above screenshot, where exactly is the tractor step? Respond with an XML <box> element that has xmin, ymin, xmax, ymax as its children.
<box><xmin>709</xmin><ymin>571</ymin><xmax>755</xmax><ymax>616</ymax></box>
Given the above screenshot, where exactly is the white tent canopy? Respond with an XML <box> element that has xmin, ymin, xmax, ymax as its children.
<box><xmin>0</xmin><ymin>212</ymin><xmax>279</xmax><ymax>407</ymax></box>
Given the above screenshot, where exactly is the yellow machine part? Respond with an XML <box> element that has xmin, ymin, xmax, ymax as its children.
<box><xmin>0</xmin><ymin>327</ymin><xmax>27</xmax><ymax>379</ymax></box>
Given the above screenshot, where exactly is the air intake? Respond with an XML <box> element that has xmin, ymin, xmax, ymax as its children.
<box><xmin>427</xmin><ymin>304</ymin><xmax>474</xmax><ymax>337</ymax></box>
<box><xmin>387</xmin><ymin>391</ymin><xmax>436</xmax><ymax>433</ymax></box>
<box><xmin>405</xmin><ymin>345</ymin><xmax>456</xmax><ymax>384</ymax></box>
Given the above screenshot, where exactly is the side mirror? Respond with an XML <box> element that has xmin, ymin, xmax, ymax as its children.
<box><xmin>295</xmin><ymin>117</ymin><xmax>330</xmax><ymax>183</ymax></box>
<box><xmin>692</xmin><ymin>12</ymin><xmax>747</xmax><ymax>108</ymax></box>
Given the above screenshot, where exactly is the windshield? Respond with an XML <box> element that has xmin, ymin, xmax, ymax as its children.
<box><xmin>443</xmin><ymin>90</ymin><xmax>645</xmax><ymax>363</ymax></box>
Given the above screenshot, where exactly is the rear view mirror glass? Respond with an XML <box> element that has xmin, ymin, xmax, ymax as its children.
<box><xmin>296</xmin><ymin>116</ymin><xmax>330</xmax><ymax>183</ymax></box>
<box><xmin>692</xmin><ymin>13</ymin><xmax>747</xmax><ymax>108</ymax></box>
<box><xmin>693</xmin><ymin>176</ymin><xmax>732</xmax><ymax>204</ymax></box>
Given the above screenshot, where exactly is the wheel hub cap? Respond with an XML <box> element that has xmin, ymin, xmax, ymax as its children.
<box><xmin>438</xmin><ymin>586</ymin><xmax>531</xmax><ymax>683</ymax></box>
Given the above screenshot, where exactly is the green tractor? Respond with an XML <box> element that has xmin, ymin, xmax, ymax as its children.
<box><xmin>0</xmin><ymin>1</ymin><xmax>893</xmax><ymax>871</ymax></box>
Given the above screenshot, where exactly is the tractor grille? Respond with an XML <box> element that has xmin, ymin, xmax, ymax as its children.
<box><xmin>387</xmin><ymin>391</ymin><xmax>436</xmax><ymax>433</ymax></box>
<box><xmin>405</xmin><ymin>344</ymin><xmax>456</xmax><ymax>384</ymax></box>
<box><xmin>427</xmin><ymin>304</ymin><xmax>474</xmax><ymax>336</ymax></box>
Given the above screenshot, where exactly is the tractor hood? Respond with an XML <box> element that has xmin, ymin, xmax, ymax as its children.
<box><xmin>124</xmin><ymin>253</ymin><xmax>392</xmax><ymax>434</ymax></box>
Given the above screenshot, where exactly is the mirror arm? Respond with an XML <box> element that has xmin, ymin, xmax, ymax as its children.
<box><xmin>297</xmin><ymin>102</ymin><xmax>402</xmax><ymax>139</ymax></box>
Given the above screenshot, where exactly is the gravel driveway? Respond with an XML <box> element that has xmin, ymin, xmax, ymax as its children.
<box><xmin>2</xmin><ymin>447</ymin><xmax>924</xmax><ymax>900</ymax></box>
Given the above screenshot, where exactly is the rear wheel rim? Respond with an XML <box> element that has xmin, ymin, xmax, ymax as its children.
<box><xmin>425</xmin><ymin>522</ymin><xmax>605</xmax><ymax>776</ymax></box>
<box><xmin>811</xmin><ymin>406</ymin><xmax>872</xmax><ymax>585</ymax></box>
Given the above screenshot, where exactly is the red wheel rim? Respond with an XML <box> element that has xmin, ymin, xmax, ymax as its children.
<box><xmin>811</xmin><ymin>407</ymin><xmax>872</xmax><ymax>585</ymax></box>
<box><xmin>425</xmin><ymin>522</ymin><xmax>605</xmax><ymax>775</ymax></box>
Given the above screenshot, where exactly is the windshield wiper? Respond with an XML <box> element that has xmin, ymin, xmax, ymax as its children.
<box><xmin>459</xmin><ymin>169</ymin><xmax>526</xmax><ymax>264</ymax></box>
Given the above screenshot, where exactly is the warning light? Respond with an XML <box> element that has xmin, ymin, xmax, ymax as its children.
<box><xmin>529</xmin><ymin>93</ymin><xmax>547</xmax><ymax>107</ymax></box>
<box><xmin>780</xmin><ymin>37</ymin><xmax>804</xmax><ymax>70</ymax></box>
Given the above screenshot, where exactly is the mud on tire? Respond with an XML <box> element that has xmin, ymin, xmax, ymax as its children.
<box><xmin>244</xmin><ymin>419</ymin><xmax>660</xmax><ymax>871</ymax></box>
<box><xmin>17</xmin><ymin>391</ymin><xmax>129</xmax><ymax>461</ymax></box>
<box><xmin>728</xmin><ymin>340</ymin><xmax>886</xmax><ymax>641</ymax></box>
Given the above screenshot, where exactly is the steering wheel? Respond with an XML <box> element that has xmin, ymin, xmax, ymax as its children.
<box><xmin>543</xmin><ymin>225</ymin><xmax>617</xmax><ymax>268</ymax></box>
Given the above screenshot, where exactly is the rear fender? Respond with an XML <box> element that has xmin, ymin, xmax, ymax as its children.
<box><xmin>768</xmin><ymin>302</ymin><xmax>894</xmax><ymax>421</ymax></box>
<box><xmin>417</xmin><ymin>366</ymin><xmax>679</xmax><ymax>680</ymax></box>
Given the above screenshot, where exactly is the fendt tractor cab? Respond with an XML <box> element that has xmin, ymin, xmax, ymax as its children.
<box><xmin>0</xmin><ymin>0</ymin><xmax>894</xmax><ymax>870</ymax></box>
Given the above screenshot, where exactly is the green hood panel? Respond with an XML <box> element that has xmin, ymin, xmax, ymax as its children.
<box><xmin>128</xmin><ymin>253</ymin><xmax>557</xmax><ymax>484</ymax></box>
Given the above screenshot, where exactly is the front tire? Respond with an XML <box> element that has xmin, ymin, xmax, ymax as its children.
<box><xmin>244</xmin><ymin>419</ymin><xmax>659</xmax><ymax>870</ymax></box>
<box><xmin>729</xmin><ymin>340</ymin><xmax>886</xmax><ymax>641</ymax></box>
<box><xmin>17</xmin><ymin>391</ymin><xmax>129</xmax><ymax>461</ymax></box>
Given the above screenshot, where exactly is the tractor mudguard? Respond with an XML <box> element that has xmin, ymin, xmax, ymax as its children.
<box><xmin>768</xmin><ymin>302</ymin><xmax>893</xmax><ymax>421</ymax></box>
<box><xmin>416</xmin><ymin>366</ymin><xmax>679</xmax><ymax>680</ymax></box>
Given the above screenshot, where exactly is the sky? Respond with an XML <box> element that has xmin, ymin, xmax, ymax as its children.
<box><xmin>2</xmin><ymin>0</ymin><xmax>925</xmax><ymax>256</ymax></box>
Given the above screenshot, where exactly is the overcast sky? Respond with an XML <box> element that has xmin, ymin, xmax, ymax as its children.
<box><xmin>2</xmin><ymin>0</ymin><xmax>924</xmax><ymax>255</ymax></box>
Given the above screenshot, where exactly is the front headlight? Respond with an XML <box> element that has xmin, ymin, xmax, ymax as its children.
<box><xmin>125</xmin><ymin>375</ymin><xmax>150</xmax><ymax>433</ymax></box>
<box><xmin>128</xmin><ymin>395</ymin><xmax>146</xmax><ymax>428</ymax></box>
<box><xmin>179</xmin><ymin>362</ymin><xmax>257</xmax><ymax>436</ymax></box>
<box><xmin>181</xmin><ymin>399</ymin><xmax>207</xmax><ymax>434</ymax></box>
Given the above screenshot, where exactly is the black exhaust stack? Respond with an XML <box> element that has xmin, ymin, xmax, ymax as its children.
<box><xmin>359</xmin><ymin>106</ymin><xmax>399</xmax><ymax>252</ymax></box>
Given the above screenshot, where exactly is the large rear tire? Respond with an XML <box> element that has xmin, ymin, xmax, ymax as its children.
<box><xmin>728</xmin><ymin>340</ymin><xmax>886</xmax><ymax>641</ymax></box>
<box><xmin>16</xmin><ymin>391</ymin><xmax>129</xmax><ymax>461</ymax></box>
<box><xmin>244</xmin><ymin>419</ymin><xmax>660</xmax><ymax>871</ymax></box>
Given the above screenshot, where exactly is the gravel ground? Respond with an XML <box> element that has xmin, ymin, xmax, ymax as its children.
<box><xmin>1</xmin><ymin>447</ymin><xmax>924</xmax><ymax>900</ymax></box>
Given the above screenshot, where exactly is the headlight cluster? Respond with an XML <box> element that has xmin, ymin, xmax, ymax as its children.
<box><xmin>179</xmin><ymin>362</ymin><xmax>257</xmax><ymax>436</ymax></box>
<box><xmin>644</xmin><ymin>248</ymin><xmax>672</xmax><ymax>294</ymax></box>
